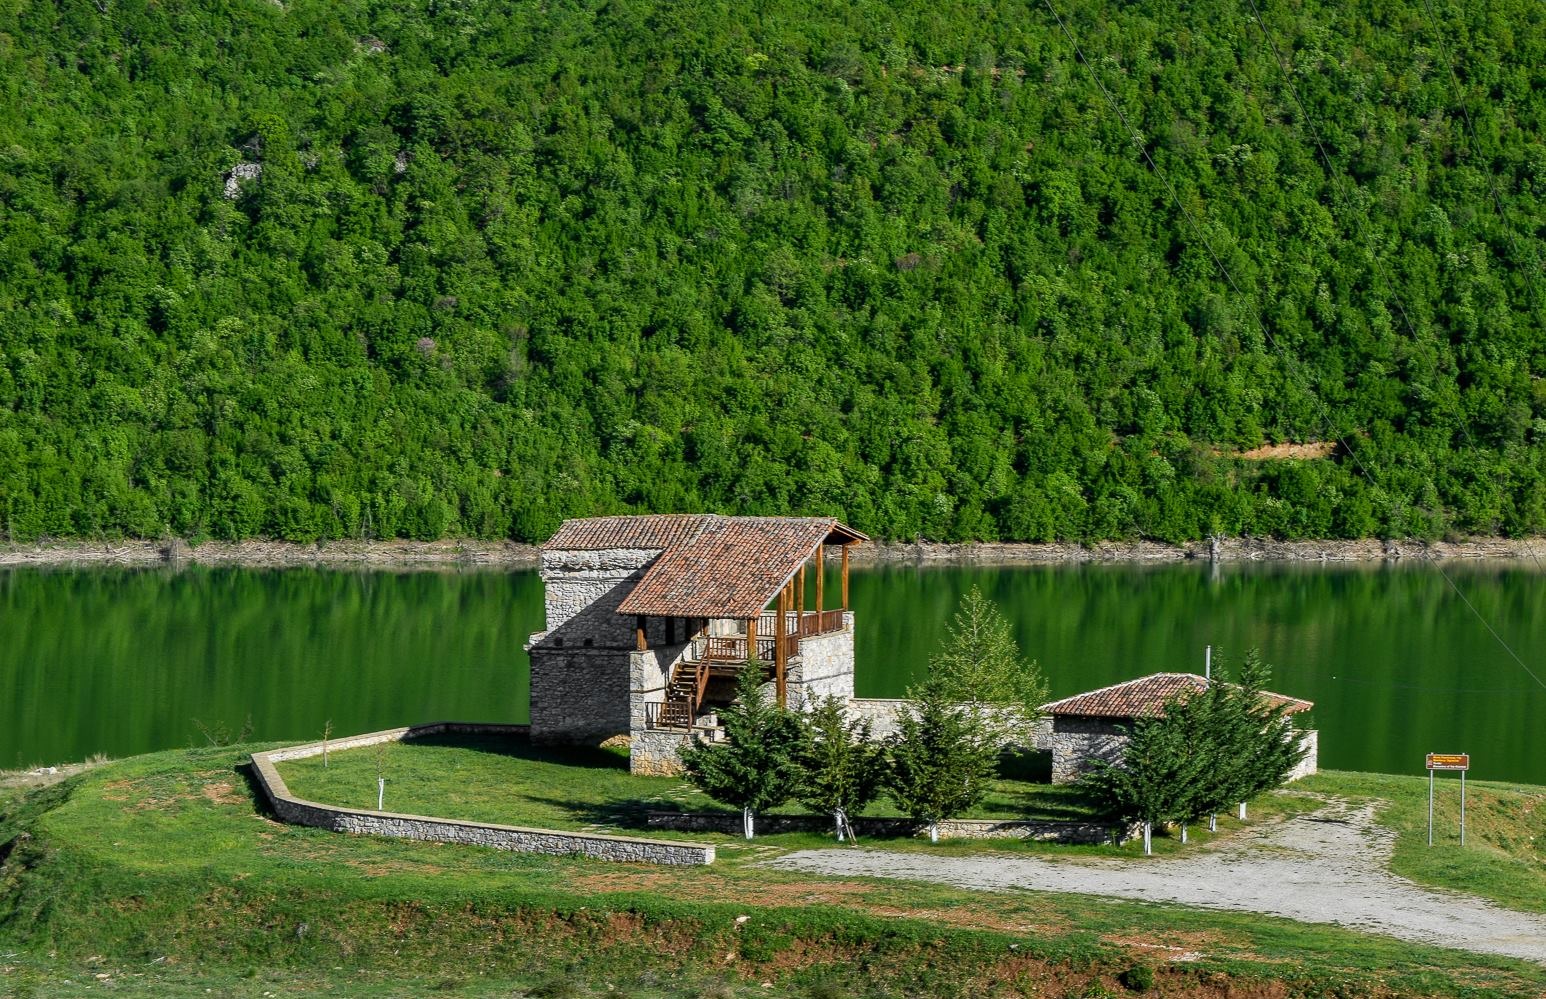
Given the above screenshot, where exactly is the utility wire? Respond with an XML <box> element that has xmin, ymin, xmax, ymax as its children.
<box><xmin>1238</xmin><ymin>0</ymin><xmax>1546</xmax><ymax>692</ymax></box>
<box><xmin>1037</xmin><ymin>0</ymin><xmax>1546</xmax><ymax>692</ymax></box>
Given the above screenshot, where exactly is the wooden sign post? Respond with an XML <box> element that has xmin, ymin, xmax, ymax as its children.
<box><xmin>1425</xmin><ymin>753</ymin><xmax>1469</xmax><ymax>847</ymax></box>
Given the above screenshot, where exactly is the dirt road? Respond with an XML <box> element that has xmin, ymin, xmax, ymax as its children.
<box><xmin>770</xmin><ymin>797</ymin><xmax>1546</xmax><ymax>965</ymax></box>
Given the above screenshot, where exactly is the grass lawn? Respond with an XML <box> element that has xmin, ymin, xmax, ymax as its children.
<box><xmin>2</xmin><ymin>741</ymin><xmax>1544</xmax><ymax>998</ymax></box>
<box><xmin>277</xmin><ymin>733</ymin><xmax>1106</xmax><ymax>853</ymax></box>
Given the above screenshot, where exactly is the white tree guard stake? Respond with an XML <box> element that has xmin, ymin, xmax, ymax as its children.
<box><xmin>1142</xmin><ymin>822</ymin><xmax>1152</xmax><ymax>856</ymax></box>
<box><xmin>1180</xmin><ymin>823</ymin><xmax>1188</xmax><ymax>844</ymax></box>
<box><xmin>1238</xmin><ymin>802</ymin><xmax>1247</xmax><ymax>820</ymax></box>
<box><xmin>928</xmin><ymin>821</ymin><xmax>940</xmax><ymax>844</ymax></box>
<box><xmin>1209</xmin><ymin>814</ymin><xmax>1217</xmax><ymax>833</ymax></box>
<box><xmin>377</xmin><ymin>777</ymin><xmax>385</xmax><ymax>811</ymax></box>
<box><xmin>742</xmin><ymin>806</ymin><xmax>754</xmax><ymax>840</ymax></box>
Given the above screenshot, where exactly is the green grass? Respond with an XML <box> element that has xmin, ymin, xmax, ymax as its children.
<box><xmin>278</xmin><ymin>735</ymin><xmax>1102</xmax><ymax>851</ymax></box>
<box><xmin>2</xmin><ymin>741</ymin><xmax>1545</xmax><ymax>998</ymax></box>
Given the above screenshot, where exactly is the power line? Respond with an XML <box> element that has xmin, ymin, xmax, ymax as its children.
<box><xmin>1237</xmin><ymin>0</ymin><xmax>1546</xmax><ymax>692</ymax></box>
<box><xmin>1036</xmin><ymin>0</ymin><xmax>1546</xmax><ymax>692</ymax></box>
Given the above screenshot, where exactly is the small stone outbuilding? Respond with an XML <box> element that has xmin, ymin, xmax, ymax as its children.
<box><xmin>527</xmin><ymin>514</ymin><xmax>865</xmax><ymax>774</ymax></box>
<box><xmin>1041</xmin><ymin>673</ymin><xmax>1317</xmax><ymax>784</ymax></box>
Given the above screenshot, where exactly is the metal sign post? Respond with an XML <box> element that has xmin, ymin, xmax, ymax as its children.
<box><xmin>1425</xmin><ymin>753</ymin><xmax>1470</xmax><ymax>847</ymax></box>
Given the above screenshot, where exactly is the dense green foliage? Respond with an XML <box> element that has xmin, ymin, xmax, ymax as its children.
<box><xmin>2</xmin><ymin>0</ymin><xmax>1544</xmax><ymax>542</ymax></box>
<box><xmin>791</xmin><ymin>695</ymin><xmax>886</xmax><ymax>840</ymax></box>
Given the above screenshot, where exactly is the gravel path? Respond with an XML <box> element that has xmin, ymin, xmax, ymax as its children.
<box><xmin>770</xmin><ymin>797</ymin><xmax>1546</xmax><ymax>964</ymax></box>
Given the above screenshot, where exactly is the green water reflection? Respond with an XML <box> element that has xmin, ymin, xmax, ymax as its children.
<box><xmin>2</xmin><ymin>563</ymin><xmax>1541</xmax><ymax>783</ymax></box>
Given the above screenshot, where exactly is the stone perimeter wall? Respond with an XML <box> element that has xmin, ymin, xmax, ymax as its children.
<box><xmin>646</xmin><ymin>810</ymin><xmax>1139</xmax><ymax>845</ymax></box>
<box><xmin>249</xmin><ymin>723</ymin><xmax>715</xmax><ymax>866</ymax></box>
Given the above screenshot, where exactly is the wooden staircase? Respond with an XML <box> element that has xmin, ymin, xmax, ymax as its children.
<box><xmin>658</xmin><ymin>658</ymin><xmax>705</xmax><ymax>729</ymax></box>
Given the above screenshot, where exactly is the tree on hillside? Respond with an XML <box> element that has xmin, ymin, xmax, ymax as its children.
<box><xmin>885</xmin><ymin>676</ymin><xmax>1000</xmax><ymax>844</ymax></box>
<box><xmin>928</xmin><ymin>586</ymin><xmax>1048</xmax><ymax>743</ymax></box>
<box><xmin>791</xmin><ymin>696</ymin><xmax>886</xmax><ymax>842</ymax></box>
<box><xmin>679</xmin><ymin>665</ymin><xmax>802</xmax><ymax>840</ymax></box>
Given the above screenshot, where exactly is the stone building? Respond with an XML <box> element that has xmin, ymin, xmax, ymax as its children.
<box><xmin>527</xmin><ymin>514</ymin><xmax>866</xmax><ymax>774</ymax></box>
<box><xmin>1041</xmin><ymin>673</ymin><xmax>1318</xmax><ymax>783</ymax></box>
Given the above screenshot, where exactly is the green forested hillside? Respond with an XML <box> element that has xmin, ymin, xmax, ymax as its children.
<box><xmin>1</xmin><ymin>0</ymin><xmax>1543</xmax><ymax>543</ymax></box>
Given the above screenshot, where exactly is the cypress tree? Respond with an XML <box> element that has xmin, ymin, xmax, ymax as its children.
<box><xmin>885</xmin><ymin>676</ymin><xmax>999</xmax><ymax>843</ymax></box>
<box><xmin>679</xmin><ymin>664</ymin><xmax>802</xmax><ymax>839</ymax></box>
<box><xmin>792</xmin><ymin>696</ymin><xmax>886</xmax><ymax>842</ymax></box>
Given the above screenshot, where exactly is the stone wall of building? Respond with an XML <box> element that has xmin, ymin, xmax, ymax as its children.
<box><xmin>1050</xmin><ymin>715</ymin><xmax>1129</xmax><ymax>783</ymax></box>
<box><xmin>529</xmin><ymin>646</ymin><xmax>633</xmax><ymax>744</ymax></box>
<box><xmin>1289</xmin><ymin>729</ymin><xmax>1319</xmax><ymax>781</ymax></box>
<box><xmin>250</xmin><ymin>724</ymin><xmax>714</xmax><ymax>866</ymax></box>
<box><xmin>787</xmin><ymin>614</ymin><xmax>855</xmax><ymax>709</ymax></box>
<box><xmin>631</xmin><ymin>726</ymin><xmax>697</xmax><ymax>776</ymax></box>
<box><xmin>537</xmin><ymin>547</ymin><xmax>659</xmax><ymax>647</ymax></box>
<box><xmin>531</xmin><ymin>546</ymin><xmax>676</xmax><ymax>745</ymax></box>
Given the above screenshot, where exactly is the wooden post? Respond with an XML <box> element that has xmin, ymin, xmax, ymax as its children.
<box><xmin>841</xmin><ymin>544</ymin><xmax>850</xmax><ymax>610</ymax></box>
<box><xmin>815</xmin><ymin>545</ymin><xmax>825</xmax><ymax>612</ymax></box>
<box><xmin>775</xmin><ymin>587</ymin><xmax>787</xmax><ymax>708</ymax></box>
<box><xmin>797</xmin><ymin>564</ymin><xmax>806</xmax><ymax>615</ymax></box>
<box><xmin>747</xmin><ymin>615</ymin><xmax>758</xmax><ymax>663</ymax></box>
<box><xmin>635</xmin><ymin>615</ymin><xmax>647</xmax><ymax>652</ymax></box>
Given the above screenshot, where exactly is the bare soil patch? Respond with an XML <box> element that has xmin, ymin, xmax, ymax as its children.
<box><xmin>1222</xmin><ymin>441</ymin><xmax>1338</xmax><ymax>460</ymax></box>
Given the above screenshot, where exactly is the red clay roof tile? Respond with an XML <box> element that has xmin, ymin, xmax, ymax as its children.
<box><xmin>1040</xmin><ymin>672</ymin><xmax>1312</xmax><ymax>719</ymax></box>
<box><xmin>544</xmin><ymin>514</ymin><xmax>867</xmax><ymax>619</ymax></box>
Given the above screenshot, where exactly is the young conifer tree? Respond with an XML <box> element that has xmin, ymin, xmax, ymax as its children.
<box><xmin>1078</xmin><ymin>697</ymin><xmax>1199</xmax><ymax>855</ymax></box>
<box><xmin>679</xmin><ymin>663</ymin><xmax>802</xmax><ymax>839</ymax></box>
<box><xmin>792</xmin><ymin>695</ymin><xmax>885</xmax><ymax>842</ymax></box>
<box><xmin>1234</xmin><ymin>649</ymin><xmax>1308</xmax><ymax>812</ymax></box>
<box><xmin>885</xmin><ymin>675</ymin><xmax>999</xmax><ymax>843</ymax></box>
<box><xmin>929</xmin><ymin>586</ymin><xmax>1048</xmax><ymax>743</ymax></box>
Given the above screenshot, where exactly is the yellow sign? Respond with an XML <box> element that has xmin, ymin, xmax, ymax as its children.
<box><xmin>1426</xmin><ymin>753</ymin><xmax>1470</xmax><ymax>771</ymax></box>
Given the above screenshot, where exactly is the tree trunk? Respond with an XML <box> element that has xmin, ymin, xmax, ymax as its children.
<box><xmin>1142</xmin><ymin>822</ymin><xmax>1152</xmax><ymax>856</ymax></box>
<box><xmin>834</xmin><ymin>809</ymin><xmax>845</xmax><ymax>842</ymax></box>
<box><xmin>928</xmin><ymin>821</ymin><xmax>939</xmax><ymax>844</ymax></box>
<box><xmin>743</xmin><ymin>806</ymin><xmax>755</xmax><ymax>840</ymax></box>
<box><xmin>1209</xmin><ymin>814</ymin><xmax>1217</xmax><ymax>833</ymax></box>
<box><xmin>1180</xmin><ymin>823</ymin><xmax>1188</xmax><ymax>844</ymax></box>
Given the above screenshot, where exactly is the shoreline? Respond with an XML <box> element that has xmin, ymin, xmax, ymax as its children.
<box><xmin>3</xmin><ymin>534</ymin><xmax>1546</xmax><ymax>569</ymax></box>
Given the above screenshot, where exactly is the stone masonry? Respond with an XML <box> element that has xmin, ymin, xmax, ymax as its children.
<box><xmin>528</xmin><ymin>547</ymin><xmax>662</xmax><ymax>745</ymax></box>
<box><xmin>1049</xmin><ymin>715</ymin><xmax>1130</xmax><ymax>783</ymax></box>
<box><xmin>250</xmin><ymin>723</ymin><xmax>714</xmax><ymax>866</ymax></box>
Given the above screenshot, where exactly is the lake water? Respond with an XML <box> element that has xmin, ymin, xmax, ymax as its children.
<box><xmin>3</xmin><ymin>562</ymin><xmax>1543</xmax><ymax>784</ymax></box>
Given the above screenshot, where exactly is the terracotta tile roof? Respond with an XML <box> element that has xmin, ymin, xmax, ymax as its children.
<box><xmin>618</xmin><ymin>516</ymin><xmax>864</xmax><ymax>619</ymax></box>
<box><xmin>1040</xmin><ymin>673</ymin><xmax>1313</xmax><ymax>719</ymax></box>
<box><xmin>543</xmin><ymin>514</ymin><xmax>715</xmax><ymax>552</ymax></box>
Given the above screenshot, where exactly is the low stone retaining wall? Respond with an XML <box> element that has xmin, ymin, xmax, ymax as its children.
<box><xmin>646</xmin><ymin>810</ymin><xmax>1135</xmax><ymax>845</ymax></box>
<box><xmin>250</xmin><ymin>723</ymin><xmax>715</xmax><ymax>866</ymax></box>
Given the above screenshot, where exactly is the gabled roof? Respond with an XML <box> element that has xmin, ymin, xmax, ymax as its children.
<box><xmin>543</xmin><ymin>514</ymin><xmax>714</xmax><ymax>552</ymax></box>
<box><xmin>1040</xmin><ymin>672</ymin><xmax>1313</xmax><ymax>719</ymax></box>
<box><xmin>544</xmin><ymin>514</ymin><xmax>867</xmax><ymax>619</ymax></box>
